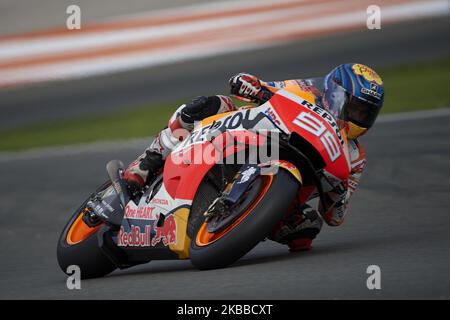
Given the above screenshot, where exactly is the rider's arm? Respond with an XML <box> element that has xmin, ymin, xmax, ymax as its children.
<box><xmin>229</xmin><ymin>73</ymin><xmax>309</xmax><ymax>103</ymax></box>
<box><xmin>261</xmin><ymin>79</ymin><xmax>294</xmax><ymax>89</ymax></box>
<box><xmin>261</xmin><ymin>79</ymin><xmax>307</xmax><ymax>92</ymax></box>
<box><xmin>229</xmin><ymin>73</ymin><xmax>312</xmax><ymax>102</ymax></box>
<box><xmin>319</xmin><ymin>140</ymin><xmax>366</xmax><ymax>226</ymax></box>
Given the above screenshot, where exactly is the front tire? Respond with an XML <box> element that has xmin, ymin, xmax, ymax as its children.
<box><xmin>190</xmin><ymin>169</ymin><xmax>299</xmax><ymax>270</ymax></box>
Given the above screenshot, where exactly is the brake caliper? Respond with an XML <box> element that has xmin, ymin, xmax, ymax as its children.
<box><xmin>81</xmin><ymin>203</ymin><xmax>102</xmax><ymax>228</ymax></box>
<box><xmin>81</xmin><ymin>195</ymin><xmax>115</xmax><ymax>227</ymax></box>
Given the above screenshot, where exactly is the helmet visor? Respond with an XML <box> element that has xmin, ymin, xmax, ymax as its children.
<box><xmin>324</xmin><ymin>80</ymin><xmax>380</xmax><ymax>130</ymax></box>
<box><xmin>344</xmin><ymin>96</ymin><xmax>381</xmax><ymax>129</ymax></box>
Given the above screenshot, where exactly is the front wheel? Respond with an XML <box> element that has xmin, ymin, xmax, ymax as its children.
<box><xmin>190</xmin><ymin>169</ymin><xmax>299</xmax><ymax>270</ymax></box>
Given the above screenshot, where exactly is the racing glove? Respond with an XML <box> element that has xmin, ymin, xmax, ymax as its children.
<box><xmin>229</xmin><ymin>73</ymin><xmax>272</xmax><ymax>104</ymax></box>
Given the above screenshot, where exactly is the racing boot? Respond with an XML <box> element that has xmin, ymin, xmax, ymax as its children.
<box><xmin>123</xmin><ymin>150</ymin><xmax>164</xmax><ymax>196</ymax></box>
<box><xmin>271</xmin><ymin>204</ymin><xmax>323</xmax><ymax>251</ymax></box>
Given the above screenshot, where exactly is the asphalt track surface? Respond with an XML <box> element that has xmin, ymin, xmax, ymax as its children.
<box><xmin>1</xmin><ymin>111</ymin><xmax>450</xmax><ymax>299</ymax></box>
<box><xmin>1</xmin><ymin>17</ymin><xmax>450</xmax><ymax>129</ymax></box>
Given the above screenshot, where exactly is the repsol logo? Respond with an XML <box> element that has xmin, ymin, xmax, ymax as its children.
<box><xmin>300</xmin><ymin>100</ymin><xmax>344</xmax><ymax>146</ymax></box>
<box><xmin>186</xmin><ymin>109</ymin><xmax>266</xmax><ymax>145</ymax></box>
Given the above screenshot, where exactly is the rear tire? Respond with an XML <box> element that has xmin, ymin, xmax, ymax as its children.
<box><xmin>190</xmin><ymin>169</ymin><xmax>299</xmax><ymax>270</ymax></box>
<box><xmin>57</xmin><ymin>183</ymin><xmax>117</xmax><ymax>279</ymax></box>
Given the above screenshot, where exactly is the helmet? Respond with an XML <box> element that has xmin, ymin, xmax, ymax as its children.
<box><xmin>322</xmin><ymin>63</ymin><xmax>384</xmax><ymax>139</ymax></box>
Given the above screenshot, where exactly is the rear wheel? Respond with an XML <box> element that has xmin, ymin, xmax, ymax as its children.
<box><xmin>57</xmin><ymin>182</ymin><xmax>117</xmax><ymax>279</ymax></box>
<box><xmin>190</xmin><ymin>169</ymin><xmax>299</xmax><ymax>270</ymax></box>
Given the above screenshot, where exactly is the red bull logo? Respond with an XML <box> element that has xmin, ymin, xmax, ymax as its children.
<box><xmin>117</xmin><ymin>225</ymin><xmax>151</xmax><ymax>247</ymax></box>
<box><xmin>151</xmin><ymin>214</ymin><xmax>177</xmax><ymax>246</ymax></box>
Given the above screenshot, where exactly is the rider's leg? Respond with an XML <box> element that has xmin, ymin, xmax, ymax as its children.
<box><xmin>123</xmin><ymin>95</ymin><xmax>236</xmax><ymax>194</ymax></box>
<box><xmin>271</xmin><ymin>203</ymin><xmax>323</xmax><ymax>251</ymax></box>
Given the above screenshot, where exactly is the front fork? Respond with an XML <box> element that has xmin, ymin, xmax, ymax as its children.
<box><xmin>222</xmin><ymin>160</ymin><xmax>302</xmax><ymax>205</ymax></box>
<box><xmin>204</xmin><ymin>160</ymin><xmax>302</xmax><ymax>231</ymax></box>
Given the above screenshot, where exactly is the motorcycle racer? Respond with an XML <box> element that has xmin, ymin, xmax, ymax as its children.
<box><xmin>123</xmin><ymin>63</ymin><xmax>384</xmax><ymax>252</ymax></box>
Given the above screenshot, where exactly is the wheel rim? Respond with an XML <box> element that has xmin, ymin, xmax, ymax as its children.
<box><xmin>66</xmin><ymin>208</ymin><xmax>102</xmax><ymax>245</ymax></box>
<box><xmin>195</xmin><ymin>175</ymin><xmax>273</xmax><ymax>247</ymax></box>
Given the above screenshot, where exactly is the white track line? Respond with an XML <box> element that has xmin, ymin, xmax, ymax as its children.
<box><xmin>0</xmin><ymin>139</ymin><xmax>150</xmax><ymax>162</ymax></box>
<box><xmin>104</xmin><ymin>0</ymin><xmax>304</xmax><ymax>22</ymax></box>
<box><xmin>0</xmin><ymin>3</ymin><xmax>314</xmax><ymax>60</ymax></box>
<box><xmin>377</xmin><ymin>107</ymin><xmax>450</xmax><ymax>123</ymax></box>
<box><xmin>0</xmin><ymin>108</ymin><xmax>448</xmax><ymax>162</ymax></box>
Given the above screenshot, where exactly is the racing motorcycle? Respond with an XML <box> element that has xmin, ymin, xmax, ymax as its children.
<box><xmin>57</xmin><ymin>88</ymin><xmax>351</xmax><ymax>279</ymax></box>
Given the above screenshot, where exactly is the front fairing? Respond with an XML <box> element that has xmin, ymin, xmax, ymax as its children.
<box><xmin>265</xmin><ymin>89</ymin><xmax>351</xmax><ymax>180</ymax></box>
<box><xmin>171</xmin><ymin>88</ymin><xmax>350</xmax><ymax>182</ymax></box>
